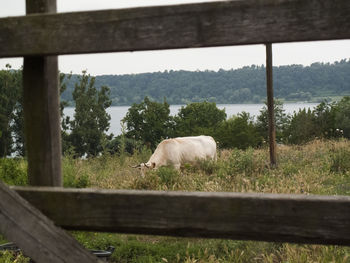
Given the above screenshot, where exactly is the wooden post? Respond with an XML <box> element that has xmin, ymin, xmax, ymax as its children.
<box><xmin>23</xmin><ymin>0</ymin><xmax>62</xmax><ymax>186</ymax></box>
<box><xmin>265</xmin><ymin>43</ymin><xmax>277</xmax><ymax>167</ymax></box>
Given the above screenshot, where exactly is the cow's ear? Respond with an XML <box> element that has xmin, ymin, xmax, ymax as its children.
<box><xmin>151</xmin><ymin>162</ymin><xmax>156</xmax><ymax>169</ymax></box>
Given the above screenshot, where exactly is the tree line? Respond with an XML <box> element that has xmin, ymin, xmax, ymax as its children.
<box><xmin>1</xmin><ymin>66</ymin><xmax>349</xmax><ymax>158</ymax></box>
<box><xmin>116</xmin><ymin>96</ymin><xmax>350</xmax><ymax>154</ymax></box>
<box><xmin>61</xmin><ymin>59</ymin><xmax>350</xmax><ymax>105</ymax></box>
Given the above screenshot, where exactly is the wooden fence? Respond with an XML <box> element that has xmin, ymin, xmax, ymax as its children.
<box><xmin>1</xmin><ymin>0</ymin><xmax>350</xmax><ymax>262</ymax></box>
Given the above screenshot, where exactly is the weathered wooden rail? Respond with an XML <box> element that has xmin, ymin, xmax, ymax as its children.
<box><xmin>1</xmin><ymin>0</ymin><xmax>350</xmax><ymax>57</ymax></box>
<box><xmin>13</xmin><ymin>187</ymin><xmax>350</xmax><ymax>246</ymax></box>
<box><xmin>1</xmin><ymin>0</ymin><xmax>350</xmax><ymax>262</ymax></box>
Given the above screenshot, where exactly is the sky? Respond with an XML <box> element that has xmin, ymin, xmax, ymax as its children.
<box><xmin>1</xmin><ymin>0</ymin><xmax>349</xmax><ymax>76</ymax></box>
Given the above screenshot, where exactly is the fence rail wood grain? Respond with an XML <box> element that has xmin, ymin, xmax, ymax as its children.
<box><xmin>12</xmin><ymin>187</ymin><xmax>350</xmax><ymax>246</ymax></box>
<box><xmin>0</xmin><ymin>182</ymin><xmax>100</xmax><ymax>263</ymax></box>
<box><xmin>1</xmin><ymin>0</ymin><xmax>350</xmax><ymax>57</ymax></box>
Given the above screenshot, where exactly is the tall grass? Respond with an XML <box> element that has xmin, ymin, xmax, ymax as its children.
<box><xmin>1</xmin><ymin>139</ymin><xmax>350</xmax><ymax>262</ymax></box>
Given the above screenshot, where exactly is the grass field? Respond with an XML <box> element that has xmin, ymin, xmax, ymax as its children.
<box><xmin>1</xmin><ymin>139</ymin><xmax>350</xmax><ymax>262</ymax></box>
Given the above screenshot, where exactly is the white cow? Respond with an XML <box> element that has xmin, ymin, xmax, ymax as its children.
<box><xmin>133</xmin><ymin>135</ymin><xmax>217</xmax><ymax>176</ymax></box>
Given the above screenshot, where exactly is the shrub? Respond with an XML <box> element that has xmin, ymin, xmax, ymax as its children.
<box><xmin>132</xmin><ymin>174</ymin><xmax>160</xmax><ymax>190</ymax></box>
<box><xmin>216</xmin><ymin>112</ymin><xmax>262</xmax><ymax>149</ymax></box>
<box><xmin>330</xmin><ymin>146</ymin><xmax>350</xmax><ymax>173</ymax></box>
<box><xmin>333</xmin><ymin>96</ymin><xmax>350</xmax><ymax>139</ymax></box>
<box><xmin>0</xmin><ymin>250</ymin><xmax>30</xmax><ymax>263</ymax></box>
<box><xmin>156</xmin><ymin>167</ymin><xmax>180</xmax><ymax>189</ymax></box>
<box><xmin>62</xmin><ymin>157</ymin><xmax>91</xmax><ymax>188</ymax></box>
<box><xmin>285</xmin><ymin>108</ymin><xmax>318</xmax><ymax>144</ymax></box>
<box><xmin>122</xmin><ymin>97</ymin><xmax>173</xmax><ymax>150</ymax></box>
<box><xmin>0</xmin><ymin>158</ymin><xmax>27</xmax><ymax>186</ymax></box>
<box><xmin>197</xmin><ymin>159</ymin><xmax>218</xmax><ymax>175</ymax></box>
<box><xmin>219</xmin><ymin>148</ymin><xmax>257</xmax><ymax>177</ymax></box>
<box><xmin>256</xmin><ymin>99</ymin><xmax>290</xmax><ymax>143</ymax></box>
<box><xmin>173</xmin><ymin>101</ymin><xmax>226</xmax><ymax>138</ymax></box>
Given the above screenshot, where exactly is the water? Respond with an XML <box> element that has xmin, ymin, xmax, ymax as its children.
<box><xmin>64</xmin><ymin>103</ymin><xmax>318</xmax><ymax>136</ymax></box>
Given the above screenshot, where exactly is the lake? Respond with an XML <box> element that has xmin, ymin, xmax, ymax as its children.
<box><xmin>64</xmin><ymin>103</ymin><xmax>318</xmax><ymax>136</ymax></box>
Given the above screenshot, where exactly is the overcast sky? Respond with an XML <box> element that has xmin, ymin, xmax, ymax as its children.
<box><xmin>1</xmin><ymin>0</ymin><xmax>349</xmax><ymax>76</ymax></box>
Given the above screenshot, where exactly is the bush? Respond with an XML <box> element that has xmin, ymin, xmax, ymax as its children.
<box><xmin>0</xmin><ymin>158</ymin><xmax>27</xmax><ymax>186</ymax></box>
<box><xmin>333</xmin><ymin>96</ymin><xmax>350</xmax><ymax>139</ymax></box>
<box><xmin>106</xmin><ymin>136</ymin><xmax>143</xmax><ymax>156</ymax></box>
<box><xmin>156</xmin><ymin>167</ymin><xmax>180</xmax><ymax>188</ymax></box>
<box><xmin>330</xmin><ymin>146</ymin><xmax>350</xmax><ymax>173</ymax></box>
<box><xmin>62</xmin><ymin>157</ymin><xmax>91</xmax><ymax>188</ymax></box>
<box><xmin>173</xmin><ymin>101</ymin><xmax>226</xmax><ymax>138</ymax></box>
<box><xmin>0</xmin><ymin>250</ymin><xmax>30</xmax><ymax>263</ymax></box>
<box><xmin>219</xmin><ymin>148</ymin><xmax>259</xmax><ymax>177</ymax></box>
<box><xmin>122</xmin><ymin>97</ymin><xmax>173</xmax><ymax>150</ymax></box>
<box><xmin>132</xmin><ymin>174</ymin><xmax>160</xmax><ymax>190</ymax></box>
<box><xmin>285</xmin><ymin>108</ymin><xmax>318</xmax><ymax>144</ymax></box>
<box><xmin>197</xmin><ymin>159</ymin><xmax>218</xmax><ymax>175</ymax></box>
<box><xmin>216</xmin><ymin>112</ymin><xmax>262</xmax><ymax>149</ymax></box>
<box><xmin>256</xmin><ymin>99</ymin><xmax>290</xmax><ymax>143</ymax></box>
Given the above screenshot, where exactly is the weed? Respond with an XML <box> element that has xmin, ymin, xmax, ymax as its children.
<box><xmin>62</xmin><ymin>157</ymin><xmax>91</xmax><ymax>188</ymax></box>
<box><xmin>156</xmin><ymin>167</ymin><xmax>180</xmax><ymax>190</ymax></box>
<box><xmin>330</xmin><ymin>146</ymin><xmax>350</xmax><ymax>173</ymax></box>
<box><xmin>0</xmin><ymin>158</ymin><xmax>27</xmax><ymax>186</ymax></box>
<box><xmin>0</xmin><ymin>250</ymin><xmax>30</xmax><ymax>263</ymax></box>
<box><xmin>197</xmin><ymin>159</ymin><xmax>218</xmax><ymax>175</ymax></box>
<box><xmin>132</xmin><ymin>174</ymin><xmax>160</xmax><ymax>190</ymax></box>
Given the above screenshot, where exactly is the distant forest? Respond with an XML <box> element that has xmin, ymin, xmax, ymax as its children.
<box><xmin>61</xmin><ymin>59</ymin><xmax>350</xmax><ymax>106</ymax></box>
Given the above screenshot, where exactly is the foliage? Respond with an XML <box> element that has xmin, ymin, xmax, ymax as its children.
<box><xmin>64</xmin><ymin>71</ymin><xmax>112</xmax><ymax>157</ymax></box>
<box><xmin>60</xmin><ymin>59</ymin><xmax>350</xmax><ymax>105</ymax></box>
<box><xmin>333</xmin><ymin>96</ymin><xmax>350</xmax><ymax>139</ymax></box>
<box><xmin>106</xmin><ymin>135</ymin><xmax>143</xmax><ymax>156</ymax></box>
<box><xmin>256</xmin><ymin>99</ymin><xmax>290</xmax><ymax>143</ymax></box>
<box><xmin>155</xmin><ymin>167</ymin><xmax>180</xmax><ymax>189</ymax></box>
<box><xmin>285</xmin><ymin>108</ymin><xmax>318</xmax><ymax>144</ymax></box>
<box><xmin>0</xmin><ymin>158</ymin><xmax>27</xmax><ymax>186</ymax></box>
<box><xmin>122</xmin><ymin>97</ymin><xmax>173</xmax><ymax>150</ymax></box>
<box><xmin>122</xmin><ymin>97</ymin><xmax>350</xmax><ymax>149</ymax></box>
<box><xmin>216</xmin><ymin>112</ymin><xmax>262</xmax><ymax>149</ymax></box>
<box><xmin>0</xmin><ymin>65</ymin><xmax>22</xmax><ymax>157</ymax></box>
<box><xmin>0</xmin><ymin>250</ymin><xmax>30</xmax><ymax>263</ymax></box>
<box><xmin>329</xmin><ymin>143</ymin><xmax>350</xmax><ymax>174</ymax></box>
<box><xmin>312</xmin><ymin>100</ymin><xmax>336</xmax><ymax>138</ymax></box>
<box><xmin>173</xmin><ymin>101</ymin><xmax>226</xmax><ymax>138</ymax></box>
<box><xmin>284</xmin><ymin>97</ymin><xmax>350</xmax><ymax>144</ymax></box>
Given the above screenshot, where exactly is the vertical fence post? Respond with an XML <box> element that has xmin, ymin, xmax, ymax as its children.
<box><xmin>23</xmin><ymin>0</ymin><xmax>62</xmax><ymax>186</ymax></box>
<box><xmin>265</xmin><ymin>43</ymin><xmax>277</xmax><ymax>167</ymax></box>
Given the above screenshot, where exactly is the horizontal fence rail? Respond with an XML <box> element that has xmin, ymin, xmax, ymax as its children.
<box><xmin>1</xmin><ymin>0</ymin><xmax>350</xmax><ymax>57</ymax></box>
<box><xmin>0</xmin><ymin>182</ymin><xmax>100</xmax><ymax>263</ymax></box>
<box><xmin>12</xmin><ymin>187</ymin><xmax>350</xmax><ymax>246</ymax></box>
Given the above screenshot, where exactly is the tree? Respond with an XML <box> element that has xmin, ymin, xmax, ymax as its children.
<box><xmin>285</xmin><ymin>108</ymin><xmax>318</xmax><ymax>144</ymax></box>
<box><xmin>66</xmin><ymin>71</ymin><xmax>112</xmax><ymax>157</ymax></box>
<box><xmin>173</xmin><ymin>101</ymin><xmax>226</xmax><ymax>137</ymax></box>
<box><xmin>122</xmin><ymin>97</ymin><xmax>173</xmax><ymax>149</ymax></box>
<box><xmin>12</xmin><ymin>85</ymin><xmax>25</xmax><ymax>156</ymax></box>
<box><xmin>216</xmin><ymin>112</ymin><xmax>262</xmax><ymax>149</ymax></box>
<box><xmin>256</xmin><ymin>99</ymin><xmax>290</xmax><ymax>143</ymax></box>
<box><xmin>0</xmin><ymin>65</ymin><xmax>22</xmax><ymax>157</ymax></box>
<box><xmin>312</xmin><ymin>100</ymin><xmax>336</xmax><ymax>139</ymax></box>
<box><xmin>332</xmin><ymin>96</ymin><xmax>350</xmax><ymax>139</ymax></box>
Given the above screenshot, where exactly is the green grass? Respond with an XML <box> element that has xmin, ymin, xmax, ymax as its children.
<box><xmin>1</xmin><ymin>139</ymin><xmax>350</xmax><ymax>262</ymax></box>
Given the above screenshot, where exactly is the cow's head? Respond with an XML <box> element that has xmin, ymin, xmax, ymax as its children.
<box><xmin>131</xmin><ymin>162</ymin><xmax>156</xmax><ymax>177</ymax></box>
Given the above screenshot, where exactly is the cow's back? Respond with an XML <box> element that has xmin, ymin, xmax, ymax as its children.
<box><xmin>171</xmin><ymin>135</ymin><xmax>216</xmax><ymax>164</ymax></box>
